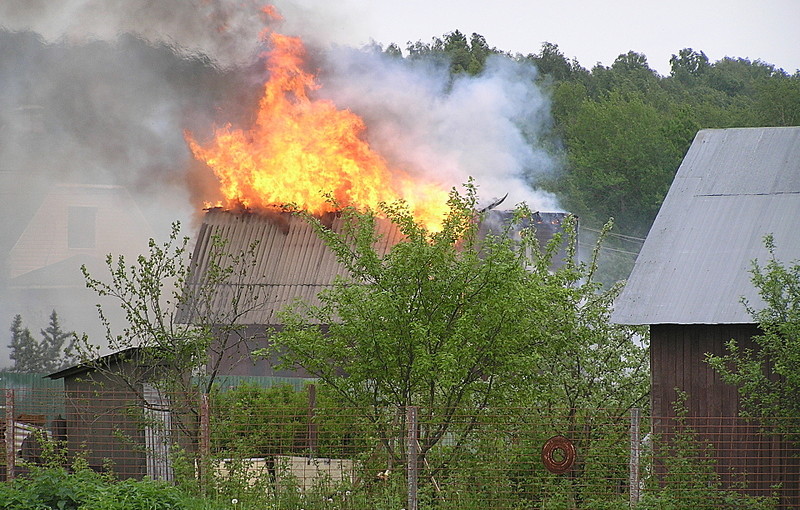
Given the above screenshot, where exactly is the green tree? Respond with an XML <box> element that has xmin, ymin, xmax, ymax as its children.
<box><xmin>264</xmin><ymin>184</ymin><xmax>549</xmax><ymax>413</ymax></box>
<box><xmin>40</xmin><ymin>310</ymin><xmax>76</xmax><ymax>372</ymax></box>
<box><xmin>753</xmin><ymin>75</ymin><xmax>800</xmax><ymax>126</ymax></box>
<box><xmin>707</xmin><ymin>235</ymin><xmax>800</xmax><ymax>438</ymax></box>
<box><xmin>405</xmin><ymin>30</ymin><xmax>499</xmax><ymax>75</ymax></box>
<box><xmin>260</xmin><ymin>184</ymin><xmax>648</xmax><ymax>472</ymax></box>
<box><xmin>77</xmin><ymin>222</ymin><xmax>264</xmax><ymax>396</ymax></box>
<box><xmin>669</xmin><ymin>48</ymin><xmax>710</xmax><ymax>84</ymax></box>
<box><xmin>9</xmin><ymin>314</ymin><xmax>38</xmax><ymax>372</ymax></box>
<box><xmin>526</xmin><ymin>42</ymin><xmax>580</xmax><ymax>82</ymax></box>
<box><xmin>526</xmin><ymin>220</ymin><xmax>649</xmax><ymax>413</ymax></box>
<box><xmin>8</xmin><ymin>311</ymin><xmax>75</xmax><ymax>373</ymax></box>
<box><xmin>553</xmin><ymin>91</ymin><xmax>684</xmax><ymax>237</ymax></box>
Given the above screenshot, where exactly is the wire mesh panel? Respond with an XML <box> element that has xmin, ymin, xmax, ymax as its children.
<box><xmin>2</xmin><ymin>387</ymin><xmax>799</xmax><ymax>508</ymax></box>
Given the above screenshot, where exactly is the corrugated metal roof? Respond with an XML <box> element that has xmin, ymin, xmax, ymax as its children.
<box><xmin>612</xmin><ymin>127</ymin><xmax>800</xmax><ymax>325</ymax></box>
<box><xmin>183</xmin><ymin>209</ymin><xmax>404</xmax><ymax>325</ymax></box>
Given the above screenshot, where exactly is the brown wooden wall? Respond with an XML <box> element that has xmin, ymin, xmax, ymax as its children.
<box><xmin>650</xmin><ymin>323</ymin><xmax>760</xmax><ymax>419</ymax></box>
<box><xmin>63</xmin><ymin>376</ymin><xmax>147</xmax><ymax>479</ymax></box>
<box><xmin>651</xmin><ymin>323</ymin><xmax>799</xmax><ymax>507</ymax></box>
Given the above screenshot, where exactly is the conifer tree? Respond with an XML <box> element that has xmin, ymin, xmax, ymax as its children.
<box><xmin>7</xmin><ymin>311</ymin><xmax>75</xmax><ymax>373</ymax></box>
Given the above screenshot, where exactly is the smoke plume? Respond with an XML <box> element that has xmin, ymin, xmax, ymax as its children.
<box><xmin>317</xmin><ymin>47</ymin><xmax>559</xmax><ymax>210</ymax></box>
<box><xmin>0</xmin><ymin>0</ymin><xmax>559</xmax><ymax>366</ymax></box>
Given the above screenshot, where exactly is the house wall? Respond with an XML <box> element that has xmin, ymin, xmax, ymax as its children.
<box><xmin>651</xmin><ymin>324</ymin><xmax>799</xmax><ymax>507</ymax></box>
<box><xmin>208</xmin><ymin>325</ymin><xmax>314</xmax><ymax>378</ymax></box>
<box><xmin>650</xmin><ymin>323</ymin><xmax>760</xmax><ymax>419</ymax></box>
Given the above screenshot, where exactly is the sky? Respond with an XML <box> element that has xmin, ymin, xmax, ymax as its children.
<box><xmin>2</xmin><ymin>0</ymin><xmax>797</xmax><ymax>75</ymax></box>
<box><xmin>328</xmin><ymin>0</ymin><xmax>800</xmax><ymax>76</ymax></box>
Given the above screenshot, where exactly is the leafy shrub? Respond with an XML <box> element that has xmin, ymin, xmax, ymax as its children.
<box><xmin>0</xmin><ymin>465</ymin><xmax>219</xmax><ymax>510</ymax></box>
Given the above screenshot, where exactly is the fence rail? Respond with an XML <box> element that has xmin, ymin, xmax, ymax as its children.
<box><xmin>1</xmin><ymin>387</ymin><xmax>799</xmax><ymax>509</ymax></box>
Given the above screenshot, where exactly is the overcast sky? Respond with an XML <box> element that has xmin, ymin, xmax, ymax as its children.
<box><xmin>328</xmin><ymin>0</ymin><xmax>800</xmax><ymax>76</ymax></box>
<box><xmin>3</xmin><ymin>0</ymin><xmax>797</xmax><ymax>76</ymax></box>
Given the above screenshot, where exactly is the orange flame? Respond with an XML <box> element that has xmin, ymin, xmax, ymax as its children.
<box><xmin>186</xmin><ymin>11</ymin><xmax>449</xmax><ymax>231</ymax></box>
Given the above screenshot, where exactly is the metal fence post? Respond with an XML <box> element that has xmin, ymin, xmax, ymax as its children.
<box><xmin>199</xmin><ymin>393</ymin><xmax>210</xmax><ymax>492</ymax></box>
<box><xmin>5</xmin><ymin>389</ymin><xmax>14</xmax><ymax>480</ymax></box>
<box><xmin>307</xmin><ymin>384</ymin><xmax>317</xmax><ymax>457</ymax></box>
<box><xmin>630</xmin><ymin>407</ymin><xmax>641</xmax><ymax>508</ymax></box>
<box><xmin>407</xmin><ymin>406</ymin><xmax>419</xmax><ymax>510</ymax></box>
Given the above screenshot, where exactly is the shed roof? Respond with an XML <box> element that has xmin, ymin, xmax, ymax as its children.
<box><xmin>47</xmin><ymin>347</ymin><xmax>141</xmax><ymax>380</ymax></box>
<box><xmin>183</xmin><ymin>208</ymin><xmax>570</xmax><ymax>327</ymax></box>
<box><xmin>612</xmin><ymin>127</ymin><xmax>800</xmax><ymax>325</ymax></box>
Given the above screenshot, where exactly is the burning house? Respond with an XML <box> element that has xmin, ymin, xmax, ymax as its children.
<box><xmin>176</xmin><ymin>16</ymin><xmax>569</xmax><ymax>381</ymax></box>
<box><xmin>185</xmin><ymin>207</ymin><xmax>568</xmax><ymax>379</ymax></box>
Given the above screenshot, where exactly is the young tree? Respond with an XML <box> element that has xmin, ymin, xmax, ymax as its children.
<box><xmin>40</xmin><ymin>310</ymin><xmax>76</xmax><ymax>372</ymax></box>
<box><xmin>8</xmin><ymin>311</ymin><xmax>75</xmax><ymax>373</ymax></box>
<box><xmin>75</xmin><ymin>221</ymin><xmax>266</xmax><ymax>436</ymax></box>
<box><xmin>707</xmin><ymin>235</ymin><xmax>800</xmax><ymax>434</ymax></box>
<box><xmin>260</xmin><ymin>183</ymin><xmax>648</xmax><ymax>473</ymax></box>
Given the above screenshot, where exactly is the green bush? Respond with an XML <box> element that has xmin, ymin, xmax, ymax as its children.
<box><xmin>0</xmin><ymin>465</ymin><xmax>219</xmax><ymax>510</ymax></box>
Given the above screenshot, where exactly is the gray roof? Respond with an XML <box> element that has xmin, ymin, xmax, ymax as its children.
<box><xmin>612</xmin><ymin>127</ymin><xmax>800</xmax><ymax>325</ymax></box>
<box><xmin>183</xmin><ymin>209</ymin><xmax>404</xmax><ymax>325</ymax></box>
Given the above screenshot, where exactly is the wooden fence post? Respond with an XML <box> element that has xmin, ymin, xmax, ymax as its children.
<box><xmin>407</xmin><ymin>406</ymin><xmax>419</xmax><ymax>510</ymax></box>
<box><xmin>5</xmin><ymin>389</ymin><xmax>14</xmax><ymax>481</ymax></box>
<box><xmin>630</xmin><ymin>407</ymin><xmax>641</xmax><ymax>507</ymax></box>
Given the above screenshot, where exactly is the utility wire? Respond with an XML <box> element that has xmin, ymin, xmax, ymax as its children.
<box><xmin>581</xmin><ymin>226</ymin><xmax>646</xmax><ymax>243</ymax></box>
<box><xmin>578</xmin><ymin>242</ymin><xmax>640</xmax><ymax>256</ymax></box>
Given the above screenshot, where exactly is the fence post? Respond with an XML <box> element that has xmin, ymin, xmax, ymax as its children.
<box><xmin>5</xmin><ymin>389</ymin><xmax>14</xmax><ymax>481</ymax></box>
<box><xmin>630</xmin><ymin>407</ymin><xmax>641</xmax><ymax>508</ymax></box>
<box><xmin>307</xmin><ymin>384</ymin><xmax>317</xmax><ymax>457</ymax></box>
<box><xmin>407</xmin><ymin>406</ymin><xmax>419</xmax><ymax>510</ymax></box>
<box><xmin>199</xmin><ymin>393</ymin><xmax>210</xmax><ymax>492</ymax></box>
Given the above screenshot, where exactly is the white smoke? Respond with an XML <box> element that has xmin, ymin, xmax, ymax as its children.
<box><xmin>317</xmin><ymin>48</ymin><xmax>560</xmax><ymax>211</ymax></box>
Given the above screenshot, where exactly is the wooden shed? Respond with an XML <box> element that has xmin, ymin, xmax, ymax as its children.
<box><xmin>47</xmin><ymin>348</ymin><xmax>184</xmax><ymax>480</ymax></box>
<box><xmin>612</xmin><ymin>127</ymin><xmax>800</xmax><ymax>505</ymax></box>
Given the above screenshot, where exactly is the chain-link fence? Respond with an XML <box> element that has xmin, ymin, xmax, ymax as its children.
<box><xmin>2</xmin><ymin>387</ymin><xmax>799</xmax><ymax>508</ymax></box>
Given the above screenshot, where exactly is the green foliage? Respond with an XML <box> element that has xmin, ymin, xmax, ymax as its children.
<box><xmin>265</xmin><ymin>185</ymin><xmax>546</xmax><ymax>413</ymax></box>
<box><xmin>520</xmin><ymin>219</ymin><xmax>649</xmax><ymax>412</ymax></box>
<box><xmin>8</xmin><ymin>310</ymin><xmax>75</xmax><ymax>373</ymax></box>
<box><xmin>255</xmin><ymin>183</ymin><xmax>647</xmax><ymax>496</ymax></box>
<box><xmin>77</xmin><ymin>220</ymin><xmax>264</xmax><ymax>396</ymax></box>
<box><xmin>405</xmin><ymin>30</ymin><xmax>501</xmax><ymax>75</ymax></box>
<box><xmin>555</xmin><ymin>91</ymin><xmax>687</xmax><ymax>237</ymax></box>
<box><xmin>263</xmin><ymin>185</ymin><xmax>554</xmax><ymax>422</ymax></box>
<box><xmin>525</xmin><ymin>42</ymin><xmax>588</xmax><ymax>84</ymax></box>
<box><xmin>0</xmin><ymin>463</ymin><xmax>218</xmax><ymax>510</ymax></box>
<box><xmin>211</xmin><ymin>383</ymin><xmax>360</xmax><ymax>459</ymax></box>
<box><xmin>753</xmin><ymin>75</ymin><xmax>800</xmax><ymax>126</ymax></box>
<box><xmin>707</xmin><ymin>235</ymin><xmax>800</xmax><ymax>439</ymax></box>
<box><xmin>670</xmin><ymin>48</ymin><xmax>710</xmax><ymax>84</ymax></box>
